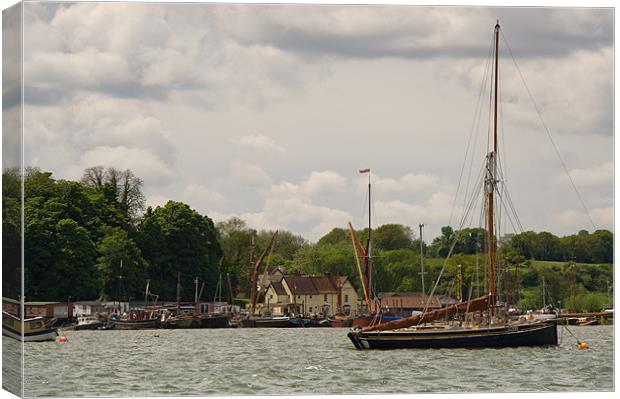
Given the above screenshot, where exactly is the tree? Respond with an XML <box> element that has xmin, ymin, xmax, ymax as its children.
<box><xmin>428</xmin><ymin>226</ymin><xmax>455</xmax><ymax>257</ymax></box>
<box><xmin>372</xmin><ymin>224</ymin><xmax>414</xmax><ymax>251</ymax></box>
<box><xmin>586</xmin><ymin>230</ymin><xmax>613</xmax><ymax>263</ymax></box>
<box><xmin>96</xmin><ymin>227</ymin><xmax>148</xmax><ymax>301</ymax></box>
<box><xmin>256</xmin><ymin>229</ymin><xmax>307</xmax><ymax>260</ymax></box>
<box><xmin>317</xmin><ymin>228</ymin><xmax>349</xmax><ymax>246</ymax></box>
<box><xmin>216</xmin><ymin>218</ymin><xmax>257</xmax><ymax>297</ymax></box>
<box><xmin>81</xmin><ymin>166</ymin><xmax>145</xmax><ymax>218</ymax></box>
<box><xmin>136</xmin><ymin>201</ymin><xmax>222</xmax><ymax>301</ymax></box>
<box><xmin>2</xmin><ymin>168</ymin><xmax>21</xmax><ymax>299</ymax></box>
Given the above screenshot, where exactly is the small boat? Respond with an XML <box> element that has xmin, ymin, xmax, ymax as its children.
<box><xmin>2</xmin><ymin>311</ymin><xmax>58</xmax><ymax>342</ymax></box>
<box><xmin>577</xmin><ymin>317</ymin><xmax>599</xmax><ymax>326</ymax></box>
<box><xmin>200</xmin><ymin>313</ymin><xmax>230</xmax><ymax>328</ymax></box>
<box><xmin>253</xmin><ymin>316</ymin><xmax>292</xmax><ymax>328</ymax></box>
<box><xmin>329</xmin><ymin>318</ymin><xmax>353</xmax><ymax>328</ymax></box>
<box><xmin>74</xmin><ymin>315</ymin><xmax>103</xmax><ymax>331</ymax></box>
<box><xmin>288</xmin><ymin>316</ymin><xmax>312</xmax><ymax>327</ymax></box>
<box><xmin>111</xmin><ymin>313</ymin><xmax>160</xmax><ymax>330</ymax></box>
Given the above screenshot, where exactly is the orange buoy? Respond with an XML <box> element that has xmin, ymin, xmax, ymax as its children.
<box><xmin>578</xmin><ymin>342</ymin><xmax>589</xmax><ymax>350</ymax></box>
<box><xmin>59</xmin><ymin>336</ymin><xmax>68</xmax><ymax>343</ymax></box>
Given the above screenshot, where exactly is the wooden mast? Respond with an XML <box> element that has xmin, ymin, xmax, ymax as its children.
<box><xmin>486</xmin><ymin>21</ymin><xmax>500</xmax><ymax>314</ymax></box>
<box><xmin>367</xmin><ymin>170</ymin><xmax>373</xmax><ymax>312</ymax></box>
<box><xmin>176</xmin><ymin>271</ymin><xmax>181</xmax><ymax>315</ymax></box>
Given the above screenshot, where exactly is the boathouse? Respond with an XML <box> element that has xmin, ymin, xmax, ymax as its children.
<box><xmin>379</xmin><ymin>292</ymin><xmax>445</xmax><ymax>317</ymax></box>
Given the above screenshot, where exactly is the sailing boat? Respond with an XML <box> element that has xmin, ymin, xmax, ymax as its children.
<box><xmin>348</xmin><ymin>169</ymin><xmax>400</xmax><ymax>329</ymax></box>
<box><xmin>348</xmin><ymin>22</ymin><xmax>558</xmax><ymax>350</ymax></box>
<box><xmin>111</xmin><ymin>280</ymin><xmax>161</xmax><ymax>329</ymax></box>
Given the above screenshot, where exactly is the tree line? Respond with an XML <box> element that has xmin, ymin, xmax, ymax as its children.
<box><xmin>2</xmin><ymin>167</ymin><xmax>613</xmax><ymax>312</ymax></box>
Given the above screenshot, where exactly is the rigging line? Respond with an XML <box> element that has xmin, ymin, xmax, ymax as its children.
<box><xmin>501</xmin><ymin>29</ymin><xmax>596</xmax><ymax>230</ymax></box>
<box><xmin>449</xmin><ymin>36</ymin><xmax>496</xmax><ymax>227</ymax></box>
<box><xmin>502</xmin><ymin>184</ymin><xmax>525</xmax><ymax>233</ymax></box>
<box><xmin>420</xmin><ymin>166</ymin><xmax>484</xmax><ymax>317</ymax></box>
<box><xmin>495</xmin><ymin>188</ymin><xmax>520</xmax><ymax>234</ymax></box>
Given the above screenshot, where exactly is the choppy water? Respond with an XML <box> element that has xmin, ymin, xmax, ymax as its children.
<box><xmin>7</xmin><ymin>325</ymin><xmax>614</xmax><ymax>396</ymax></box>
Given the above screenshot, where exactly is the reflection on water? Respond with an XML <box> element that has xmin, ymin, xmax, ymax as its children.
<box><xmin>22</xmin><ymin>326</ymin><xmax>613</xmax><ymax>397</ymax></box>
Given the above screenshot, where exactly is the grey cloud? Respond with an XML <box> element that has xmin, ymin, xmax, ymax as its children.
<box><xmin>231</xmin><ymin>7</ymin><xmax>611</xmax><ymax>61</ymax></box>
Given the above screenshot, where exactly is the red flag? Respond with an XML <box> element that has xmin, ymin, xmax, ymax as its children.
<box><xmin>359</xmin><ymin>168</ymin><xmax>370</xmax><ymax>173</ymax></box>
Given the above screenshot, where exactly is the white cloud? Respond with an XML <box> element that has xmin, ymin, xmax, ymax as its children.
<box><xmin>233</xmin><ymin>134</ymin><xmax>284</xmax><ymax>152</ymax></box>
<box><xmin>299</xmin><ymin>170</ymin><xmax>348</xmax><ymax>196</ymax></box>
<box><xmin>146</xmin><ymin>194</ymin><xmax>172</xmax><ymax>209</ymax></box>
<box><xmin>180</xmin><ymin>183</ymin><xmax>226</xmax><ymax>214</ymax></box>
<box><xmin>553</xmin><ymin>207</ymin><xmax>613</xmax><ymax>231</ymax></box>
<box><xmin>354</xmin><ymin>172</ymin><xmax>441</xmax><ymax>195</ymax></box>
<box><xmin>562</xmin><ymin>162</ymin><xmax>613</xmax><ymax>187</ymax></box>
<box><xmin>79</xmin><ymin>146</ymin><xmax>175</xmax><ymax>184</ymax></box>
<box><xmin>231</xmin><ymin>160</ymin><xmax>272</xmax><ymax>186</ymax></box>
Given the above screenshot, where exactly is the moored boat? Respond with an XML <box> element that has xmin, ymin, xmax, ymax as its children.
<box><xmin>348</xmin><ymin>22</ymin><xmax>560</xmax><ymax>350</ymax></box>
<box><xmin>2</xmin><ymin>311</ymin><xmax>58</xmax><ymax>342</ymax></box>
<box><xmin>74</xmin><ymin>315</ymin><xmax>103</xmax><ymax>331</ymax></box>
<box><xmin>348</xmin><ymin>320</ymin><xmax>558</xmax><ymax>350</ymax></box>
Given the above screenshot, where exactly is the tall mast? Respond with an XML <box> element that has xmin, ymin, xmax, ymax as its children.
<box><xmin>194</xmin><ymin>277</ymin><xmax>199</xmax><ymax>303</ymax></box>
<box><xmin>486</xmin><ymin>21</ymin><xmax>500</xmax><ymax>311</ymax></box>
<box><xmin>144</xmin><ymin>279</ymin><xmax>150</xmax><ymax>310</ymax></box>
<box><xmin>367</xmin><ymin>171</ymin><xmax>372</xmax><ymax>310</ymax></box>
<box><xmin>419</xmin><ymin>223</ymin><xmax>426</xmax><ymax>296</ymax></box>
<box><xmin>176</xmin><ymin>272</ymin><xmax>181</xmax><ymax>314</ymax></box>
<box><xmin>358</xmin><ymin>168</ymin><xmax>373</xmax><ymax>312</ymax></box>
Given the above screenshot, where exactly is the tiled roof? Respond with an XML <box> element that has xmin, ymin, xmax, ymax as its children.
<box><xmin>313</xmin><ymin>276</ymin><xmax>337</xmax><ymax>293</ymax></box>
<box><xmin>271</xmin><ymin>281</ymin><xmax>288</xmax><ymax>296</ymax></box>
<box><xmin>380</xmin><ymin>292</ymin><xmax>442</xmax><ymax>309</ymax></box>
<box><xmin>285</xmin><ymin>276</ymin><xmax>318</xmax><ymax>295</ymax></box>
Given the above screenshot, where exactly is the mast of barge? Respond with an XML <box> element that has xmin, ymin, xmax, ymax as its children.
<box><xmin>486</xmin><ymin>21</ymin><xmax>500</xmax><ymax>316</ymax></box>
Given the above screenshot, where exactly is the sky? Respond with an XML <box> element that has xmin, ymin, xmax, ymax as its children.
<box><xmin>3</xmin><ymin>1</ymin><xmax>614</xmax><ymax>242</ymax></box>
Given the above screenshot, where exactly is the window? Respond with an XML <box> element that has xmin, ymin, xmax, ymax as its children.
<box><xmin>344</xmin><ymin>294</ymin><xmax>349</xmax><ymax>303</ymax></box>
<box><xmin>309</xmin><ymin>307</ymin><xmax>313</xmax><ymax>312</ymax></box>
<box><xmin>30</xmin><ymin>321</ymin><xmax>42</xmax><ymax>329</ymax></box>
<box><xmin>309</xmin><ymin>295</ymin><xmax>313</xmax><ymax>299</ymax></box>
<box><xmin>269</xmin><ymin>294</ymin><xmax>273</xmax><ymax>300</ymax></box>
<box><xmin>324</xmin><ymin>294</ymin><xmax>328</xmax><ymax>302</ymax></box>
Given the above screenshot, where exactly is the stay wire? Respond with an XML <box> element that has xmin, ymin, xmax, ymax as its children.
<box><xmin>449</xmin><ymin>35</ymin><xmax>495</xmax><ymax>227</ymax></box>
<box><xmin>501</xmin><ymin>29</ymin><xmax>596</xmax><ymax>230</ymax></box>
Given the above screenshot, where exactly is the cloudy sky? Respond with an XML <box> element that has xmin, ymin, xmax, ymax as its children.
<box><xmin>6</xmin><ymin>2</ymin><xmax>613</xmax><ymax>241</ymax></box>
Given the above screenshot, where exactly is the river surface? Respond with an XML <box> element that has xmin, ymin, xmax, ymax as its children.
<box><xmin>6</xmin><ymin>325</ymin><xmax>614</xmax><ymax>396</ymax></box>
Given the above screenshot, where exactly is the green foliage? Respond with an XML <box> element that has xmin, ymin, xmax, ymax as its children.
<box><xmin>2</xmin><ymin>169</ymin><xmax>21</xmax><ymax>298</ymax></box>
<box><xmin>372</xmin><ymin>224</ymin><xmax>414</xmax><ymax>251</ymax></box>
<box><xmin>96</xmin><ymin>227</ymin><xmax>148</xmax><ymax>301</ymax></box>
<box><xmin>136</xmin><ymin>201</ymin><xmax>222</xmax><ymax>301</ymax></box>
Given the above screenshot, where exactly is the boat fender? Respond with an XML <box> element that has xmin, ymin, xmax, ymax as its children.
<box><xmin>59</xmin><ymin>336</ymin><xmax>68</xmax><ymax>343</ymax></box>
<box><xmin>578</xmin><ymin>342</ymin><xmax>589</xmax><ymax>350</ymax></box>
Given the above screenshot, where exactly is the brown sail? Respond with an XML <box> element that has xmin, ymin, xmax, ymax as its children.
<box><xmin>361</xmin><ymin>293</ymin><xmax>492</xmax><ymax>332</ymax></box>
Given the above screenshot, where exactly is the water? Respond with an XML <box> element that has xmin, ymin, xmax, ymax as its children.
<box><xmin>14</xmin><ymin>326</ymin><xmax>614</xmax><ymax>396</ymax></box>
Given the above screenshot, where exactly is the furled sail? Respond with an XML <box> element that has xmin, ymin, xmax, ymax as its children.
<box><xmin>361</xmin><ymin>293</ymin><xmax>493</xmax><ymax>332</ymax></box>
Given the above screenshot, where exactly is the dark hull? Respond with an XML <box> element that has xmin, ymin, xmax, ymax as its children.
<box><xmin>240</xmin><ymin>317</ymin><xmax>305</xmax><ymax>328</ymax></box>
<box><xmin>74</xmin><ymin>321</ymin><xmax>103</xmax><ymax>331</ymax></box>
<box><xmin>200</xmin><ymin>315</ymin><xmax>230</xmax><ymax>328</ymax></box>
<box><xmin>329</xmin><ymin>318</ymin><xmax>353</xmax><ymax>328</ymax></box>
<box><xmin>254</xmin><ymin>318</ymin><xmax>293</xmax><ymax>328</ymax></box>
<box><xmin>166</xmin><ymin>317</ymin><xmax>201</xmax><ymax>329</ymax></box>
<box><xmin>348</xmin><ymin>321</ymin><xmax>558</xmax><ymax>350</ymax></box>
<box><xmin>111</xmin><ymin>319</ymin><xmax>159</xmax><ymax>330</ymax></box>
<box><xmin>351</xmin><ymin>314</ymin><xmax>401</xmax><ymax>329</ymax></box>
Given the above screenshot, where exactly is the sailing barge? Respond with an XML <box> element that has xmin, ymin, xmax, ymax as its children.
<box><xmin>348</xmin><ymin>22</ymin><xmax>558</xmax><ymax>350</ymax></box>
